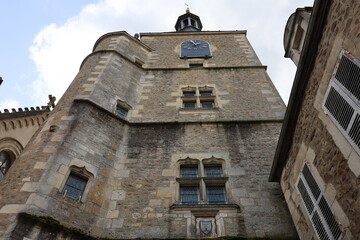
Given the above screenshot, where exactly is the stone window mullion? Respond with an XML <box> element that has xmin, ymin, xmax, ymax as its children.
<box><xmin>200</xmin><ymin>178</ymin><xmax>207</xmax><ymax>204</ymax></box>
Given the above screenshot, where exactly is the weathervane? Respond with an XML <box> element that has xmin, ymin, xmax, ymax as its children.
<box><xmin>185</xmin><ymin>3</ymin><xmax>190</xmax><ymax>12</ymax></box>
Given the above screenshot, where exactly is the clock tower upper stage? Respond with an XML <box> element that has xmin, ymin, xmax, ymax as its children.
<box><xmin>175</xmin><ymin>8</ymin><xmax>203</xmax><ymax>32</ymax></box>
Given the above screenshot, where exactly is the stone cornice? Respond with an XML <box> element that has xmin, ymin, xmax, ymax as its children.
<box><xmin>93</xmin><ymin>31</ymin><xmax>153</xmax><ymax>53</ymax></box>
<box><xmin>140</xmin><ymin>30</ymin><xmax>247</xmax><ymax>37</ymax></box>
<box><xmin>73</xmin><ymin>99</ymin><xmax>284</xmax><ymax>125</ymax></box>
<box><xmin>0</xmin><ymin>106</ymin><xmax>50</xmax><ymax>120</ymax></box>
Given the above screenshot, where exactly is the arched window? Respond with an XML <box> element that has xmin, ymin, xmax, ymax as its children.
<box><xmin>0</xmin><ymin>151</ymin><xmax>12</xmax><ymax>180</ymax></box>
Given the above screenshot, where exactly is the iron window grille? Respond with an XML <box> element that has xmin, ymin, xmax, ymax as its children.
<box><xmin>180</xmin><ymin>186</ymin><xmax>200</xmax><ymax>205</ymax></box>
<box><xmin>200</xmin><ymin>91</ymin><xmax>212</xmax><ymax>96</ymax></box>
<box><xmin>183</xmin><ymin>101</ymin><xmax>197</xmax><ymax>109</ymax></box>
<box><xmin>204</xmin><ymin>165</ymin><xmax>223</xmax><ymax>177</ymax></box>
<box><xmin>63</xmin><ymin>173</ymin><xmax>87</xmax><ymax>200</ymax></box>
<box><xmin>323</xmin><ymin>50</ymin><xmax>360</xmax><ymax>155</ymax></box>
<box><xmin>183</xmin><ymin>91</ymin><xmax>196</xmax><ymax>97</ymax></box>
<box><xmin>180</xmin><ymin>165</ymin><xmax>198</xmax><ymax>178</ymax></box>
<box><xmin>206</xmin><ymin>186</ymin><xmax>227</xmax><ymax>204</ymax></box>
<box><xmin>297</xmin><ymin>164</ymin><xmax>341</xmax><ymax>240</ymax></box>
<box><xmin>201</xmin><ymin>101</ymin><xmax>215</xmax><ymax>109</ymax></box>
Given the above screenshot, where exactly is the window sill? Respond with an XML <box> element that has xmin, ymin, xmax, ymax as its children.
<box><xmin>176</xmin><ymin>177</ymin><xmax>202</xmax><ymax>184</ymax></box>
<box><xmin>203</xmin><ymin>176</ymin><xmax>228</xmax><ymax>184</ymax></box>
<box><xmin>179</xmin><ymin>107</ymin><xmax>219</xmax><ymax>111</ymax></box>
<box><xmin>170</xmin><ymin>203</ymin><xmax>240</xmax><ymax>213</ymax></box>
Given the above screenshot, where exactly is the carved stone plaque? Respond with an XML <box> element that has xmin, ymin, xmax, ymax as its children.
<box><xmin>196</xmin><ymin>217</ymin><xmax>216</xmax><ymax>238</ymax></box>
<box><xmin>200</xmin><ymin>221</ymin><xmax>212</xmax><ymax>235</ymax></box>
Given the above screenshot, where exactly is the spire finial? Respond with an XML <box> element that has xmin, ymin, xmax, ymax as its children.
<box><xmin>185</xmin><ymin>3</ymin><xmax>190</xmax><ymax>13</ymax></box>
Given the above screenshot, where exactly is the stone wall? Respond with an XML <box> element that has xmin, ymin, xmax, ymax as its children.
<box><xmin>280</xmin><ymin>0</ymin><xmax>360</xmax><ymax>238</ymax></box>
<box><xmin>0</xmin><ymin>21</ymin><xmax>295</xmax><ymax>239</ymax></box>
<box><xmin>2</xmin><ymin>102</ymin><xmax>296</xmax><ymax>239</ymax></box>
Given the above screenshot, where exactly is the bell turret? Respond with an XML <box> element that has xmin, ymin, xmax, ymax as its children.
<box><xmin>175</xmin><ymin>8</ymin><xmax>203</xmax><ymax>32</ymax></box>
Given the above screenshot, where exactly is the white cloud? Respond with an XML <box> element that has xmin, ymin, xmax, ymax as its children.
<box><xmin>29</xmin><ymin>0</ymin><xmax>313</xmax><ymax>106</ymax></box>
<box><xmin>0</xmin><ymin>99</ymin><xmax>20</xmax><ymax>111</ymax></box>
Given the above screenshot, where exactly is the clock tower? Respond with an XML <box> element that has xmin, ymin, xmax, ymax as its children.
<box><xmin>0</xmin><ymin>9</ymin><xmax>298</xmax><ymax>239</ymax></box>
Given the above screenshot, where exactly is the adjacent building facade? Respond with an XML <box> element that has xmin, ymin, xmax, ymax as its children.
<box><xmin>0</xmin><ymin>105</ymin><xmax>51</xmax><ymax>181</ymax></box>
<box><xmin>270</xmin><ymin>0</ymin><xmax>360</xmax><ymax>239</ymax></box>
<box><xmin>0</xmin><ymin>10</ymin><xmax>297</xmax><ymax>239</ymax></box>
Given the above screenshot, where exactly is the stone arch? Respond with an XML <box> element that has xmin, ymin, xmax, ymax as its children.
<box><xmin>201</xmin><ymin>156</ymin><xmax>225</xmax><ymax>165</ymax></box>
<box><xmin>177</xmin><ymin>157</ymin><xmax>200</xmax><ymax>177</ymax></box>
<box><xmin>0</xmin><ymin>138</ymin><xmax>23</xmax><ymax>180</ymax></box>
<box><xmin>177</xmin><ymin>157</ymin><xmax>200</xmax><ymax>167</ymax></box>
<box><xmin>9</xmin><ymin>121</ymin><xmax>15</xmax><ymax>129</ymax></box>
<box><xmin>0</xmin><ymin>137</ymin><xmax>23</xmax><ymax>161</ymax></box>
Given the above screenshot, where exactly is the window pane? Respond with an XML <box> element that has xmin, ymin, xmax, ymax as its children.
<box><xmin>183</xmin><ymin>101</ymin><xmax>196</xmax><ymax>108</ymax></box>
<box><xmin>183</xmin><ymin>91</ymin><xmax>196</xmax><ymax>96</ymax></box>
<box><xmin>200</xmin><ymin>91</ymin><xmax>212</xmax><ymax>96</ymax></box>
<box><xmin>204</xmin><ymin>166</ymin><xmax>223</xmax><ymax>177</ymax></box>
<box><xmin>63</xmin><ymin>174</ymin><xmax>87</xmax><ymax>200</ymax></box>
<box><xmin>0</xmin><ymin>151</ymin><xmax>11</xmax><ymax>179</ymax></box>
<box><xmin>201</xmin><ymin>101</ymin><xmax>214</xmax><ymax>108</ymax></box>
<box><xmin>180</xmin><ymin>165</ymin><xmax>198</xmax><ymax>178</ymax></box>
<box><xmin>180</xmin><ymin>186</ymin><xmax>199</xmax><ymax>204</ymax></box>
<box><xmin>115</xmin><ymin>106</ymin><xmax>128</xmax><ymax>118</ymax></box>
<box><xmin>207</xmin><ymin>186</ymin><xmax>226</xmax><ymax>204</ymax></box>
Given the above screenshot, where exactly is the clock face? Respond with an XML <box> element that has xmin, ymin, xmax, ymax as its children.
<box><xmin>180</xmin><ymin>40</ymin><xmax>211</xmax><ymax>58</ymax></box>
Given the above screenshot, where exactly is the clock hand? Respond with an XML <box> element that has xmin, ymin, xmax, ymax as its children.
<box><xmin>190</xmin><ymin>40</ymin><xmax>197</xmax><ymax>45</ymax></box>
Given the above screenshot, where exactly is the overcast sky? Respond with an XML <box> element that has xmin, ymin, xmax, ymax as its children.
<box><xmin>0</xmin><ymin>0</ymin><xmax>314</xmax><ymax>110</ymax></box>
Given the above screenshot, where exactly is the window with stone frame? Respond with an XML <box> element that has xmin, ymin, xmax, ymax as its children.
<box><xmin>297</xmin><ymin>163</ymin><xmax>341</xmax><ymax>239</ymax></box>
<box><xmin>180</xmin><ymin>186</ymin><xmax>200</xmax><ymax>205</ymax></box>
<box><xmin>322</xmin><ymin>50</ymin><xmax>360</xmax><ymax>155</ymax></box>
<box><xmin>177</xmin><ymin>158</ymin><xmax>228</xmax><ymax>205</ymax></box>
<box><xmin>61</xmin><ymin>166</ymin><xmax>93</xmax><ymax>201</ymax></box>
<box><xmin>63</xmin><ymin>173</ymin><xmax>87</xmax><ymax>200</ymax></box>
<box><xmin>115</xmin><ymin>105</ymin><xmax>128</xmax><ymax>118</ymax></box>
<box><xmin>181</xmin><ymin>86</ymin><xmax>216</xmax><ymax>109</ymax></box>
<box><xmin>0</xmin><ymin>151</ymin><xmax>12</xmax><ymax>180</ymax></box>
<box><xmin>115</xmin><ymin>100</ymin><xmax>132</xmax><ymax>119</ymax></box>
<box><xmin>204</xmin><ymin>165</ymin><xmax>223</xmax><ymax>177</ymax></box>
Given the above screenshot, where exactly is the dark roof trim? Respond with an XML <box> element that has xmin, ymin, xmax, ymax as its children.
<box><xmin>93</xmin><ymin>31</ymin><xmax>152</xmax><ymax>52</ymax></box>
<box><xmin>140</xmin><ymin>30</ymin><xmax>247</xmax><ymax>37</ymax></box>
<box><xmin>269</xmin><ymin>0</ymin><xmax>332</xmax><ymax>182</ymax></box>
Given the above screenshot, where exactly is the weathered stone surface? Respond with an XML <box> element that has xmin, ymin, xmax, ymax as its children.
<box><xmin>0</xmin><ymin>16</ymin><xmax>295</xmax><ymax>240</ymax></box>
<box><xmin>280</xmin><ymin>0</ymin><xmax>360</xmax><ymax>238</ymax></box>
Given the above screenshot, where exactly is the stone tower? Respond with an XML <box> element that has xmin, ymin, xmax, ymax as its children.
<box><xmin>0</xmin><ymin>10</ymin><xmax>297</xmax><ymax>239</ymax></box>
